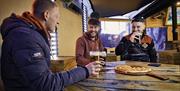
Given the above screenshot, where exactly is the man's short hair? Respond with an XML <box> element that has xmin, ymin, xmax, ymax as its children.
<box><xmin>88</xmin><ymin>19</ymin><xmax>100</xmax><ymax>26</ymax></box>
<box><xmin>32</xmin><ymin>0</ymin><xmax>57</xmax><ymax>18</ymax></box>
<box><xmin>132</xmin><ymin>17</ymin><xmax>145</xmax><ymax>23</ymax></box>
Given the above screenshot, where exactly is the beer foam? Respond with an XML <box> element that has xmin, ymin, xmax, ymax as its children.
<box><xmin>90</xmin><ymin>51</ymin><xmax>106</xmax><ymax>56</ymax></box>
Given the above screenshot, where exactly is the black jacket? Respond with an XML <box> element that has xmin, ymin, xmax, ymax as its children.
<box><xmin>115</xmin><ymin>33</ymin><xmax>157</xmax><ymax>62</ymax></box>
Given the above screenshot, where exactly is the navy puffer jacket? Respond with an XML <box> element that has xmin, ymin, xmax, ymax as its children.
<box><xmin>0</xmin><ymin>13</ymin><xmax>89</xmax><ymax>91</ymax></box>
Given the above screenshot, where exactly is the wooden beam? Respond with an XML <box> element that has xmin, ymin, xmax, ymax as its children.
<box><xmin>99</xmin><ymin>18</ymin><xmax>130</xmax><ymax>22</ymax></box>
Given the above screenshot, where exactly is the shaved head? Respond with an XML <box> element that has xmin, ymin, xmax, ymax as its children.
<box><xmin>32</xmin><ymin>0</ymin><xmax>57</xmax><ymax>18</ymax></box>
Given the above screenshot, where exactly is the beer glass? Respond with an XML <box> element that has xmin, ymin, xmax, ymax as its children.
<box><xmin>89</xmin><ymin>51</ymin><xmax>106</xmax><ymax>62</ymax></box>
<box><xmin>89</xmin><ymin>51</ymin><xmax>106</xmax><ymax>77</ymax></box>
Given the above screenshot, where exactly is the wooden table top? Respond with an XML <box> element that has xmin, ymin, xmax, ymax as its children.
<box><xmin>65</xmin><ymin>61</ymin><xmax>180</xmax><ymax>91</ymax></box>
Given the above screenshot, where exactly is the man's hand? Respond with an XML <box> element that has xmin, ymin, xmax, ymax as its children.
<box><xmin>130</xmin><ymin>32</ymin><xmax>142</xmax><ymax>43</ymax></box>
<box><xmin>85</xmin><ymin>61</ymin><xmax>103</xmax><ymax>76</ymax></box>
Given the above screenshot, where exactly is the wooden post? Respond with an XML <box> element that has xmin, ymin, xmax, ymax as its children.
<box><xmin>172</xmin><ymin>1</ymin><xmax>178</xmax><ymax>40</ymax></box>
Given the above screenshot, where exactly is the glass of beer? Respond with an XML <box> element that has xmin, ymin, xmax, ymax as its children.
<box><xmin>89</xmin><ymin>51</ymin><xmax>106</xmax><ymax>62</ymax></box>
<box><xmin>134</xmin><ymin>32</ymin><xmax>142</xmax><ymax>44</ymax></box>
<box><xmin>90</xmin><ymin>51</ymin><xmax>107</xmax><ymax>78</ymax></box>
<box><xmin>100</xmin><ymin>51</ymin><xmax>107</xmax><ymax>62</ymax></box>
<box><xmin>90</xmin><ymin>51</ymin><xmax>100</xmax><ymax>62</ymax></box>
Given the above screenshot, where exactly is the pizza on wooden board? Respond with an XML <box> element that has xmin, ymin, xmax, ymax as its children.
<box><xmin>114</xmin><ymin>65</ymin><xmax>152</xmax><ymax>74</ymax></box>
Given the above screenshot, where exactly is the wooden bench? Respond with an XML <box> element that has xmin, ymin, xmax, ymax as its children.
<box><xmin>159</xmin><ymin>50</ymin><xmax>180</xmax><ymax>65</ymax></box>
<box><xmin>50</xmin><ymin>56</ymin><xmax>77</xmax><ymax>72</ymax></box>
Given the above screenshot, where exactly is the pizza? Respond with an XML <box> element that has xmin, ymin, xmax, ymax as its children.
<box><xmin>114</xmin><ymin>65</ymin><xmax>152</xmax><ymax>74</ymax></box>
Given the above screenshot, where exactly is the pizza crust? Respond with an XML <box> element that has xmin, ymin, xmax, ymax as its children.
<box><xmin>114</xmin><ymin>65</ymin><xmax>152</xmax><ymax>74</ymax></box>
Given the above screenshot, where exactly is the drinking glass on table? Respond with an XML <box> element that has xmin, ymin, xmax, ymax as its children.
<box><xmin>89</xmin><ymin>51</ymin><xmax>106</xmax><ymax>64</ymax></box>
<box><xmin>89</xmin><ymin>51</ymin><xmax>106</xmax><ymax>77</ymax></box>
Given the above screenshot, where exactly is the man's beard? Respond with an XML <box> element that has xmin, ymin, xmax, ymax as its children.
<box><xmin>87</xmin><ymin>31</ymin><xmax>98</xmax><ymax>38</ymax></box>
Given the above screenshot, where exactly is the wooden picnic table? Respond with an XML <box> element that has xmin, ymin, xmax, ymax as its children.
<box><xmin>65</xmin><ymin>61</ymin><xmax>180</xmax><ymax>91</ymax></box>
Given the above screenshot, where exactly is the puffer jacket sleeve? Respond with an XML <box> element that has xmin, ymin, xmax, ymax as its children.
<box><xmin>11</xmin><ymin>30</ymin><xmax>89</xmax><ymax>91</ymax></box>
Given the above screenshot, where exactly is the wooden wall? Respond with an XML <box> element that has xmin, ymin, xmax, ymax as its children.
<box><xmin>0</xmin><ymin>0</ymin><xmax>83</xmax><ymax>56</ymax></box>
<box><xmin>146</xmin><ymin>17</ymin><xmax>180</xmax><ymax>41</ymax></box>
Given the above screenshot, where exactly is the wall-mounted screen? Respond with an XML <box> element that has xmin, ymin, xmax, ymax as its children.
<box><xmin>146</xmin><ymin>27</ymin><xmax>167</xmax><ymax>51</ymax></box>
<box><xmin>100</xmin><ymin>21</ymin><xmax>130</xmax><ymax>48</ymax></box>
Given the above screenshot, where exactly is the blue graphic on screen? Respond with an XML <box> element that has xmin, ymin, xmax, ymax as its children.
<box><xmin>100</xmin><ymin>21</ymin><xmax>130</xmax><ymax>48</ymax></box>
<box><xmin>100</xmin><ymin>34</ymin><xmax>121</xmax><ymax>48</ymax></box>
<box><xmin>146</xmin><ymin>27</ymin><xmax>167</xmax><ymax>51</ymax></box>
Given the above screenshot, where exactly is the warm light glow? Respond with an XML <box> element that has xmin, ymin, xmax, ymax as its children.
<box><xmin>177</xmin><ymin>2</ymin><xmax>180</xmax><ymax>6</ymax></box>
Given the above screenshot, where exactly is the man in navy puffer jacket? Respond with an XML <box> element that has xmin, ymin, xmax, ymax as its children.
<box><xmin>0</xmin><ymin>0</ymin><xmax>101</xmax><ymax>91</ymax></box>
